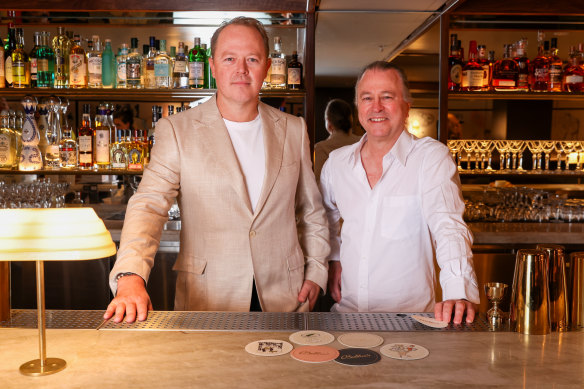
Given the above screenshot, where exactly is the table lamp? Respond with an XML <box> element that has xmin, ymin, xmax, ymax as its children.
<box><xmin>0</xmin><ymin>208</ymin><xmax>116</xmax><ymax>376</ymax></box>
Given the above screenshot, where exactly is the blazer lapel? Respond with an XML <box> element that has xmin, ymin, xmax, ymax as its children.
<box><xmin>193</xmin><ymin>96</ymin><xmax>253</xmax><ymax>215</ymax></box>
<box><xmin>254</xmin><ymin>103</ymin><xmax>285</xmax><ymax>217</ymax></box>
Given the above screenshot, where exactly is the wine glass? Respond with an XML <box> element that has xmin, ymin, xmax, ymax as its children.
<box><xmin>447</xmin><ymin>139</ymin><xmax>463</xmax><ymax>171</ymax></box>
<box><xmin>526</xmin><ymin>140</ymin><xmax>542</xmax><ymax>170</ymax></box>
<box><xmin>561</xmin><ymin>141</ymin><xmax>577</xmax><ymax>170</ymax></box>
<box><xmin>462</xmin><ymin>140</ymin><xmax>477</xmax><ymax>171</ymax></box>
<box><xmin>540</xmin><ymin>141</ymin><xmax>556</xmax><ymax>170</ymax></box>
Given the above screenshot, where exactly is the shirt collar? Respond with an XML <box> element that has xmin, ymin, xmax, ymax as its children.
<box><xmin>348</xmin><ymin>130</ymin><xmax>414</xmax><ymax>168</ymax></box>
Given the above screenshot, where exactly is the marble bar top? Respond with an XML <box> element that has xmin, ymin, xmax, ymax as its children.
<box><xmin>469</xmin><ymin>222</ymin><xmax>584</xmax><ymax>245</ymax></box>
<box><xmin>1</xmin><ymin>327</ymin><xmax>582</xmax><ymax>388</ymax></box>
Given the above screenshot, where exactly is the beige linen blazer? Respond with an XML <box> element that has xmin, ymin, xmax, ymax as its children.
<box><xmin>109</xmin><ymin>96</ymin><xmax>330</xmax><ymax>312</ymax></box>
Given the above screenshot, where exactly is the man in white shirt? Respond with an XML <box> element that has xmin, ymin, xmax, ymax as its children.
<box><xmin>320</xmin><ymin>61</ymin><xmax>479</xmax><ymax>323</ymax></box>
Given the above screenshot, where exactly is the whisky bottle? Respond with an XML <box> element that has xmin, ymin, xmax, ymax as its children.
<box><xmin>59</xmin><ymin>126</ymin><xmax>77</xmax><ymax>169</ymax></box>
<box><xmin>0</xmin><ymin>110</ymin><xmax>17</xmax><ymax>169</ymax></box>
<box><xmin>531</xmin><ymin>39</ymin><xmax>550</xmax><ymax>92</ymax></box>
<box><xmin>127</xmin><ymin>129</ymin><xmax>144</xmax><ymax>171</ymax></box>
<box><xmin>461</xmin><ymin>40</ymin><xmax>483</xmax><ymax>91</ymax></box>
<box><xmin>448</xmin><ymin>34</ymin><xmax>463</xmax><ymax>91</ymax></box>
<box><xmin>563</xmin><ymin>45</ymin><xmax>584</xmax><ymax>92</ymax></box>
<box><xmin>101</xmin><ymin>39</ymin><xmax>115</xmax><ymax>88</ymax></box>
<box><xmin>287</xmin><ymin>51</ymin><xmax>302</xmax><ymax>89</ymax></box>
<box><xmin>270</xmin><ymin>36</ymin><xmax>286</xmax><ymax>89</ymax></box>
<box><xmin>173</xmin><ymin>41</ymin><xmax>189</xmax><ymax>89</ymax></box>
<box><xmin>110</xmin><ymin>129</ymin><xmax>128</xmax><ymax>170</ymax></box>
<box><xmin>514</xmin><ymin>38</ymin><xmax>530</xmax><ymax>91</ymax></box>
<box><xmin>29</xmin><ymin>31</ymin><xmax>41</xmax><ymax>88</ymax></box>
<box><xmin>492</xmin><ymin>44</ymin><xmax>519</xmax><ymax>91</ymax></box>
<box><xmin>52</xmin><ymin>26</ymin><xmax>71</xmax><ymax>89</ymax></box>
<box><xmin>126</xmin><ymin>37</ymin><xmax>142</xmax><ymax>89</ymax></box>
<box><xmin>11</xmin><ymin>28</ymin><xmax>30</xmax><ymax>88</ymax></box>
<box><xmin>37</xmin><ymin>31</ymin><xmax>55</xmax><ymax>88</ymax></box>
<box><xmin>87</xmin><ymin>35</ymin><xmax>103</xmax><ymax>88</ymax></box>
<box><xmin>188</xmin><ymin>37</ymin><xmax>205</xmax><ymax>89</ymax></box>
<box><xmin>144</xmin><ymin>36</ymin><xmax>157</xmax><ymax>89</ymax></box>
<box><xmin>4</xmin><ymin>24</ymin><xmax>16</xmax><ymax>88</ymax></box>
<box><xmin>154</xmin><ymin>39</ymin><xmax>172</xmax><ymax>89</ymax></box>
<box><xmin>548</xmin><ymin>37</ymin><xmax>563</xmax><ymax>92</ymax></box>
<box><xmin>477</xmin><ymin>45</ymin><xmax>491</xmax><ymax>91</ymax></box>
<box><xmin>78</xmin><ymin>104</ymin><xmax>93</xmax><ymax>169</ymax></box>
<box><xmin>69</xmin><ymin>34</ymin><xmax>87</xmax><ymax>88</ymax></box>
<box><xmin>116</xmin><ymin>43</ymin><xmax>129</xmax><ymax>88</ymax></box>
<box><xmin>93</xmin><ymin>104</ymin><xmax>111</xmax><ymax>168</ymax></box>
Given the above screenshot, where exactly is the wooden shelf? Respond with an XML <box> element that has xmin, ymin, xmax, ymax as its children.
<box><xmin>0</xmin><ymin>168</ymin><xmax>143</xmax><ymax>176</ymax></box>
<box><xmin>459</xmin><ymin>170</ymin><xmax>584</xmax><ymax>178</ymax></box>
<box><xmin>449</xmin><ymin>91</ymin><xmax>584</xmax><ymax>101</ymax></box>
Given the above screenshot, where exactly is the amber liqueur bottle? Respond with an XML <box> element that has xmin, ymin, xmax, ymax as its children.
<box><xmin>563</xmin><ymin>44</ymin><xmax>584</xmax><ymax>92</ymax></box>
<box><xmin>531</xmin><ymin>39</ymin><xmax>550</xmax><ymax>92</ymax></box>
<box><xmin>514</xmin><ymin>38</ymin><xmax>530</xmax><ymax>91</ymax></box>
<box><xmin>548</xmin><ymin>37</ymin><xmax>563</xmax><ymax>92</ymax></box>
<box><xmin>477</xmin><ymin>44</ymin><xmax>491</xmax><ymax>91</ymax></box>
<box><xmin>461</xmin><ymin>40</ymin><xmax>483</xmax><ymax>91</ymax></box>
<box><xmin>492</xmin><ymin>44</ymin><xmax>519</xmax><ymax>91</ymax></box>
<box><xmin>78</xmin><ymin>104</ymin><xmax>94</xmax><ymax>169</ymax></box>
<box><xmin>448</xmin><ymin>34</ymin><xmax>463</xmax><ymax>91</ymax></box>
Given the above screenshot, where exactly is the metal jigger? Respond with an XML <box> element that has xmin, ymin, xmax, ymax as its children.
<box><xmin>484</xmin><ymin>282</ymin><xmax>508</xmax><ymax>331</ymax></box>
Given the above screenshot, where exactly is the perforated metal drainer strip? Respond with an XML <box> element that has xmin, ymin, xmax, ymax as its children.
<box><xmin>0</xmin><ymin>310</ymin><xmax>490</xmax><ymax>332</ymax></box>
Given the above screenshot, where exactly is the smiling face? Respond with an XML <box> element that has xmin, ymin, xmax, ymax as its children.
<box><xmin>356</xmin><ymin>68</ymin><xmax>411</xmax><ymax>144</ymax></box>
<box><xmin>209</xmin><ymin>24</ymin><xmax>270</xmax><ymax>113</ymax></box>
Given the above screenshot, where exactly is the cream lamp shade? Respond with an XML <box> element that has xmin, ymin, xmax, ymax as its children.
<box><xmin>0</xmin><ymin>208</ymin><xmax>116</xmax><ymax>376</ymax></box>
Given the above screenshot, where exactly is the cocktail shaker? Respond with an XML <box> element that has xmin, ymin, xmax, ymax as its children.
<box><xmin>536</xmin><ymin>244</ymin><xmax>568</xmax><ymax>331</ymax></box>
<box><xmin>569</xmin><ymin>252</ymin><xmax>584</xmax><ymax>330</ymax></box>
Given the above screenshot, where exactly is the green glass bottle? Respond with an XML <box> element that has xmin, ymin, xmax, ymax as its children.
<box><xmin>37</xmin><ymin>31</ymin><xmax>55</xmax><ymax>88</ymax></box>
<box><xmin>101</xmin><ymin>39</ymin><xmax>115</xmax><ymax>88</ymax></box>
<box><xmin>188</xmin><ymin>37</ymin><xmax>205</xmax><ymax>89</ymax></box>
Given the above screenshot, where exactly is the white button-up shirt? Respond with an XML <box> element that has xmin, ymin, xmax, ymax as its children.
<box><xmin>320</xmin><ymin>130</ymin><xmax>479</xmax><ymax>312</ymax></box>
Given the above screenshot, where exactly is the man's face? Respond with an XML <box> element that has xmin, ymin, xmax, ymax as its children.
<box><xmin>356</xmin><ymin>68</ymin><xmax>410</xmax><ymax>142</ymax></box>
<box><xmin>209</xmin><ymin>24</ymin><xmax>270</xmax><ymax>107</ymax></box>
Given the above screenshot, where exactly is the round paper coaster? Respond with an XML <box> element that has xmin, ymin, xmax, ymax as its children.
<box><xmin>334</xmin><ymin>348</ymin><xmax>381</xmax><ymax>366</ymax></box>
<box><xmin>291</xmin><ymin>346</ymin><xmax>340</xmax><ymax>363</ymax></box>
<box><xmin>245</xmin><ymin>339</ymin><xmax>293</xmax><ymax>357</ymax></box>
<box><xmin>289</xmin><ymin>330</ymin><xmax>335</xmax><ymax>346</ymax></box>
<box><xmin>337</xmin><ymin>333</ymin><xmax>384</xmax><ymax>348</ymax></box>
<box><xmin>380</xmin><ymin>343</ymin><xmax>429</xmax><ymax>360</ymax></box>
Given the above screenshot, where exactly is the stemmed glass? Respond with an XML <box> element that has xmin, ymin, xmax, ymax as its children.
<box><xmin>561</xmin><ymin>141</ymin><xmax>577</xmax><ymax>170</ymax></box>
<box><xmin>447</xmin><ymin>139</ymin><xmax>463</xmax><ymax>171</ymax></box>
<box><xmin>463</xmin><ymin>140</ymin><xmax>477</xmax><ymax>171</ymax></box>
<box><xmin>476</xmin><ymin>140</ymin><xmax>495</xmax><ymax>171</ymax></box>
<box><xmin>508</xmin><ymin>140</ymin><xmax>526</xmax><ymax>171</ymax></box>
<box><xmin>555</xmin><ymin>141</ymin><xmax>565</xmax><ymax>170</ymax></box>
<box><xmin>540</xmin><ymin>141</ymin><xmax>556</xmax><ymax>170</ymax></box>
<box><xmin>494</xmin><ymin>140</ymin><xmax>509</xmax><ymax>170</ymax></box>
<box><xmin>526</xmin><ymin>140</ymin><xmax>542</xmax><ymax>170</ymax></box>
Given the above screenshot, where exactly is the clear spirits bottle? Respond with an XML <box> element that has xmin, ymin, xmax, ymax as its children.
<box><xmin>270</xmin><ymin>36</ymin><xmax>287</xmax><ymax>89</ymax></box>
<box><xmin>144</xmin><ymin>36</ymin><xmax>157</xmax><ymax>89</ymax></box>
<box><xmin>93</xmin><ymin>104</ymin><xmax>111</xmax><ymax>169</ymax></box>
<box><xmin>462</xmin><ymin>40</ymin><xmax>483</xmax><ymax>91</ymax></box>
<box><xmin>45</xmin><ymin>98</ymin><xmax>62</xmax><ymax>170</ymax></box>
<box><xmin>188</xmin><ymin>37</ymin><xmax>205</xmax><ymax>89</ymax></box>
<box><xmin>101</xmin><ymin>39</ymin><xmax>115</xmax><ymax>88</ymax></box>
<box><xmin>154</xmin><ymin>39</ymin><xmax>171</xmax><ymax>89</ymax></box>
<box><xmin>18</xmin><ymin>96</ymin><xmax>43</xmax><ymax>171</ymax></box>
<box><xmin>116</xmin><ymin>43</ymin><xmax>129</xmax><ymax>88</ymax></box>
<box><xmin>173</xmin><ymin>41</ymin><xmax>189</xmax><ymax>89</ymax></box>
<box><xmin>287</xmin><ymin>50</ymin><xmax>302</xmax><ymax>89</ymax></box>
<box><xmin>69</xmin><ymin>34</ymin><xmax>87</xmax><ymax>88</ymax></box>
<box><xmin>37</xmin><ymin>99</ymin><xmax>50</xmax><ymax>159</ymax></box>
<box><xmin>37</xmin><ymin>31</ymin><xmax>55</xmax><ymax>88</ymax></box>
<box><xmin>0</xmin><ymin>110</ymin><xmax>17</xmax><ymax>170</ymax></box>
<box><xmin>29</xmin><ymin>31</ymin><xmax>41</xmax><ymax>88</ymax></box>
<box><xmin>11</xmin><ymin>28</ymin><xmax>30</xmax><ymax>88</ymax></box>
<box><xmin>78</xmin><ymin>103</ymin><xmax>94</xmax><ymax>169</ymax></box>
<box><xmin>126</xmin><ymin>37</ymin><xmax>142</xmax><ymax>89</ymax></box>
<box><xmin>548</xmin><ymin>37</ymin><xmax>563</xmax><ymax>92</ymax></box>
<box><xmin>563</xmin><ymin>45</ymin><xmax>584</xmax><ymax>92</ymax></box>
<box><xmin>492</xmin><ymin>44</ymin><xmax>519</xmax><ymax>91</ymax></box>
<box><xmin>52</xmin><ymin>26</ymin><xmax>71</xmax><ymax>89</ymax></box>
<box><xmin>87</xmin><ymin>35</ymin><xmax>103</xmax><ymax>88</ymax></box>
<box><xmin>110</xmin><ymin>129</ymin><xmax>128</xmax><ymax>170</ymax></box>
<box><xmin>59</xmin><ymin>126</ymin><xmax>77</xmax><ymax>169</ymax></box>
<box><xmin>514</xmin><ymin>38</ymin><xmax>530</xmax><ymax>91</ymax></box>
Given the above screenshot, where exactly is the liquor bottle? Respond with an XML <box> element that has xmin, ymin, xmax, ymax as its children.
<box><xmin>52</xmin><ymin>26</ymin><xmax>71</xmax><ymax>89</ymax></box>
<box><xmin>0</xmin><ymin>34</ymin><xmax>5</xmax><ymax>88</ymax></box>
<box><xmin>44</xmin><ymin>98</ymin><xmax>61</xmax><ymax>170</ymax></box>
<box><xmin>154</xmin><ymin>39</ymin><xmax>171</xmax><ymax>89</ymax></box>
<box><xmin>101</xmin><ymin>39</ymin><xmax>115</xmax><ymax>88</ymax></box>
<box><xmin>11</xmin><ymin>28</ymin><xmax>30</xmax><ymax>88</ymax></box>
<box><xmin>0</xmin><ymin>110</ymin><xmax>17</xmax><ymax>169</ymax></box>
<box><xmin>563</xmin><ymin>45</ymin><xmax>584</xmax><ymax>92</ymax></box>
<box><xmin>126</xmin><ymin>37</ymin><xmax>142</xmax><ymax>89</ymax></box>
<box><xmin>492</xmin><ymin>44</ymin><xmax>519</xmax><ymax>91</ymax></box>
<box><xmin>59</xmin><ymin>126</ymin><xmax>77</xmax><ymax>169</ymax></box>
<box><xmin>548</xmin><ymin>37</ymin><xmax>563</xmax><ymax>92</ymax></box>
<box><xmin>116</xmin><ymin>43</ymin><xmax>129</xmax><ymax>88</ymax></box>
<box><xmin>172</xmin><ymin>42</ymin><xmax>189</xmax><ymax>89</ymax></box>
<box><xmin>188</xmin><ymin>37</ymin><xmax>205</xmax><ymax>89</ymax></box>
<box><xmin>37</xmin><ymin>99</ymin><xmax>49</xmax><ymax>162</ymax></box>
<box><xmin>87</xmin><ymin>35</ymin><xmax>103</xmax><ymax>88</ymax></box>
<box><xmin>4</xmin><ymin>24</ymin><xmax>16</xmax><ymax>88</ymax></box>
<box><xmin>78</xmin><ymin>103</ymin><xmax>94</xmax><ymax>169</ymax></box>
<box><xmin>93</xmin><ymin>104</ymin><xmax>111</xmax><ymax>168</ymax></box>
<box><xmin>37</xmin><ymin>31</ymin><xmax>55</xmax><ymax>88</ymax></box>
<box><xmin>29</xmin><ymin>31</ymin><xmax>41</xmax><ymax>88</ymax></box>
<box><xmin>514</xmin><ymin>38</ymin><xmax>530</xmax><ymax>91</ymax></box>
<box><xmin>202</xmin><ymin>43</ymin><xmax>215</xmax><ymax>89</ymax></box>
<box><xmin>531</xmin><ymin>35</ymin><xmax>549</xmax><ymax>92</ymax></box>
<box><xmin>127</xmin><ymin>129</ymin><xmax>144</xmax><ymax>171</ymax></box>
<box><xmin>144</xmin><ymin>36</ymin><xmax>157</xmax><ymax>89</ymax></box>
<box><xmin>448</xmin><ymin>34</ymin><xmax>463</xmax><ymax>91</ymax></box>
<box><xmin>477</xmin><ymin>45</ymin><xmax>490</xmax><ymax>91</ymax></box>
<box><xmin>270</xmin><ymin>36</ymin><xmax>287</xmax><ymax>89</ymax></box>
<box><xmin>18</xmin><ymin>96</ymin><xmax>43</xmax><ymax>171</ymax></box>
<box><xmin>110</xmin><ymin>129</ymin><xmax>128</xmax><ymax>169</ymax></box>
<box><xmin>287</xmin><ymin>50</ymin><xmax>303</xmax><ymax>89</ymax></box>
<box><xmin>69</xmin><ymin>34</ymin><xmax>87</xmax><ymax>88</ymax></box>
<box><xmin>461</xmin><ymin>40</ymin><xmax>483</xmax><ymax>91</ymax></box>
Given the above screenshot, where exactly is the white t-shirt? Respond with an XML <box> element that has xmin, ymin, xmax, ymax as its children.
<box><xmin>224</xmin><ymin>114</ymin><xmax>265</xmax><ymax>213</ymax></box>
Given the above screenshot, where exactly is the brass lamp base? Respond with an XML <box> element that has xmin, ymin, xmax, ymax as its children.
<box><xmin>20</xmin><ymin>358</ymin><xmax>66</xmax><ymax>376</ymax></box>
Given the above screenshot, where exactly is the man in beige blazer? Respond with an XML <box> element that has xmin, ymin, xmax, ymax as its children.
<box><xmin>104</xmin><ymin>17</ymin><xmax>330</xmax><ymax>322</ymax></box>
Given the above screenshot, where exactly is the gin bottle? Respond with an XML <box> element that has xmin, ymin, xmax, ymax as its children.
<box><xmin>204</xmin><ymin>44</ymin><xmax>215</xmax><ymax>89</ymax></box>
<box><xmin>126</xmin><ymin>37</ymin><xmax>142</xmax><ymax>89</ymax></box>
<box><xmin>0</xmin><ymin>110</ymin><xmax>17</xmax><ymax>170</ymax></box>
<box><xmin>116</xmin><ymin>43</ymin><xmax>129</xmax><ymax>88</ymax></box>
<box><xmin>154</xmin><ymin>39</ymin><xmax>171</xmax><ymax>89</ymax></box>
<box><xmin>269</xmin><ymin>36</ymin><xmax>286</xmax><ymax>89</ymax></box>
<box><xmin>52</xmin><ymin>26</ymin><xmax>71</xmax><ymax>89</ymax></box>
<box><xmin>144</xmin><ymin>36</ymin><xmax>157</xmax><ymax>89</ymax></box>
<box><xmin>18</xmin><ymin>96</ymin><xmax>43</xmax><ymax>171</ymax></box>
<box><xmin>87</xmin><ymin>35</ymin><xmax>103</xmax><ymax>88</ymax></box>
<box><xmin>37</xmin><ymin>31</ymin><xmax>55</xmax><ymax>88</ymax></box>
<box><xmin>188</xmin><ymin>37</ymin><xmax>205</xmax><ymax>89</ymax></box>
<box><xmin>173</xmin><ymin>41</ymin><xmax>189</xmax><ymax>89</ymax></box>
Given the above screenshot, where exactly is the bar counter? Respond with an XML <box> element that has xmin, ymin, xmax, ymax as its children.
<box><xmin>1</xmin><ymin>312</ymin><xmax>583</xmax><ymax>388</ymax></box>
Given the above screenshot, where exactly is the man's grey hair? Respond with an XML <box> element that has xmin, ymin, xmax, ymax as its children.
<box><xmin>354</xmin><ymin>61</ymin><xmax>413</xmax><ymax>104</ymax></box>
<box><xmin>210</xmin><ymin>16</ymin><xmax>269</xmax><ymax>59</ymax></box>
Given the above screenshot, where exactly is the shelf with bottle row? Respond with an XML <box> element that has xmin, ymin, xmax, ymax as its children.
<box><xmin>0</xmin><ymin>88</ymin><xmax>306</xmax><ymax>102</ymax></box>
<box><xmin>459</xmin><ymin>170</ymin><xmax>584</xmax><ymax>178</ymax></box>
<box><xmin>449</xmin><ymin>91</ymin><xmax>584</xmax><ymax>101</ymax></box>
<box><xmin>0</xmin><ymin>168</ymin><xmax>144</xmax><ymax>176</ymax></box>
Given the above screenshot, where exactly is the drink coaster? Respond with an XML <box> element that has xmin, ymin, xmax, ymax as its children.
<box><xmin>380</xmin><ymin>343</ymin><xmax>429</xmax><ymax>360</ymax></box>
<box><xmin>411</xmin><ymin>315</ymin><xmax>448</xmax><ymax>328</ymax></box>
<box><xmin>290</xmin><ymin>346</ymin><xmax>340</xmax><ymax>363</ymax></box>
<box><xmin>289</xmin><ymin>330</ymin><xmax>335</xmax><ymax>346</ymax></box>
<box><xmin>337</xmin><ymin>333</ymin><xmax>384</xmax><ymax>348</ymax></box>
<box><xmin>334</xmin><ymin>348</ymin><xmax>381</xmax><ymax>366</ymax></box>
<box><xmin>245</xmin><ymin>339</ymin><xmax>293</xmax><ymax>357</ymax></box>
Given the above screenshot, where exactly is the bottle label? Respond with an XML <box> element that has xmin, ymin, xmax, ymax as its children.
<box><xmin>12</xmin><ymin>61</ymin><xmax>26</xmax><ymax>83</ymax></box>
<box><xmin>288</xmin><ymin>68</ymin><xmax>301</xmax><ymax>85</ymax></box>
<box><xmin>174</xmin><ymin>59</ymin><xmax>187</xmax><ymax>73</ymax></box>
<box><xmin>111</xmin><ymin>147</ymin><xmax>127</xmax><ymax>169</ymax></box>
<box><xmin>549</xmin><ymin>65</ymin><xmax>563</xmax><ymax>85</ymax></box>
<box><xmin>0</xmin><ymin>133</ymin><xmax>14</xmax><ymax>165</ymax></box>
<box><xmin>127</xmin><ymin>62</ymin><xmax>141</xmax><ymax>82</ymax></box>
<box><xmin>450</xmin><ymin>64</ymin><xmax>462</xmax><ymax>84</ymax></box>
<box><xmin>154</xmin><ymin>63</ymin><xmax>170</xmax><ymax>77</ymax></box>
<box><xmin>88</xmin><ymin>57</ymin><xmax>102</xmax><ymax>84</ymax></box>
<box><xmin>46</xmin><ymin>144</ymin><xmax>59</xmax><ymax>159</ymax></box>
<box><xmin>95</xmin><ymin>129</ymin><xmax>110</xmax><ymax>163</ymax></box>
<box><xmin>5</xmin><ymin>56</ymin><xmax>13</xmax><ymax>84</ymax></box>
<box><xmin>79</xmin><ymin>135</ymin><xmax>92</xmax><ymax>153</ymax></box>
<box><xmin>566</xmin><ymin>75</ymin><xmax>584</xmax><ymax>84</ymax></box>
<box><xmin>462</xmin><ymin>69</ymin><xmax>483</xmax><ymax>88</ymax></box>
<box><xmin>69</xmin><ymin>54</ymin><xmax>86</xmax><ymax>85</ymax></box>
<box><xmin>188</xmin><ymin>62</ymin><xmax>204</xmax><ymax>86</ymax></box>
<box><xmin>481</xmin><ymin>64</ymin><xmax>490</xmax><ymax>88</ymax></box>
<box><xmin>60</xmin><ymin>147</ymin><xmax>77</xmax><ymax>167</ymax></box>
<box><xmin>128</xmin><ymin>148</ymin><xmax>143</xmax><ymax>170</ymax></box>
<box><xmin>517</xmin><ymin>74</ymin><xmax>529</xmax><ymax>89</ymax></box>
<box><xmin>30</xmin><ymin>58</ymin><xmax>38</xmax><ymax>81</ymax></box>
<box><xmin>492</xmin><ymin>79</ymin><xmax>516</xmax><ymax>87</ymax></box>
<box><xmin>117</xmin><ymin>62</ymin><xmax>127</xmax><ymax>81</ymax></box>
<box><xmin>37</xmin><ymin>58</ymin><xmax>49</xmax><ymax>72</ymax></box>
<box><xmin>534</xmin><ymin>67</ymin><xmax>549</xmax><ymax>82</ymax></box>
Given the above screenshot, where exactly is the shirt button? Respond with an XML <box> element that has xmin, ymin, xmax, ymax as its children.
<box><xmin>249</xmin><ymin>230</ymin><xmax>256</xmax><ymax>237</ymax></box>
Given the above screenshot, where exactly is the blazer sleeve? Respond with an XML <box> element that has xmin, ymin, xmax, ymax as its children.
<box><xmin>294</xmin><ymin>116</ymin><xmax>331</xmax><ymax>293</ymax></box>
<box><xmin>109</xmin><ymin>117</ymin><xmax>181</xmax><ymax>295</ymax></box>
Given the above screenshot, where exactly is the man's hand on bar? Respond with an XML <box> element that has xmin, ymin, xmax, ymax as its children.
<box><xmin>327</xmin><ymin>261</ymin><xmax>342</xmax><ymax>303</ymax></box>
<box><xmin>104</xmin><ymin>275</ymin><xmax>153</xmax><ymax>323</ymax></box>
<box><xmin>298</xmin><ymin>280</ymin><xmax>320</xmax><ymax>311</ymax></box>
<box><xmin>434</xmin><ymin>299</ymin><xmax>477</xmax><ymax>324</ymax></box>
